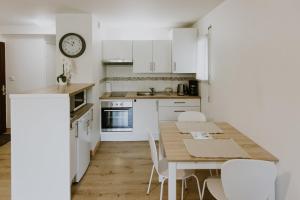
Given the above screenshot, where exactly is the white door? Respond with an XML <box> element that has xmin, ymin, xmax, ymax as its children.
<box><xmin>153</xmin><ymin>40</ymin><xmax>172</xmax><ymax>73</ymax></box>
<box><xmin>102</xmin><ymin>40</ymin><xmax>132</xmax><ymax>61</ymax></box>
<box><xmin>172</xmin><ymin>28</ymin><xmax>197</xmax><ymax>73</ymax></box>
<box><xmin>133</xmin><ymin>99</ymin><xmax>159</xmax><ymax>139</ymax></box>
<box><xmin>133</xmin><ymin>41</ymin><xmax>153</xmax><ymax>73</ymax></box>
<box><xmin>76</xmin><ymin>113</ymin><xmax>90</xmax><ymax>182</ymax></box>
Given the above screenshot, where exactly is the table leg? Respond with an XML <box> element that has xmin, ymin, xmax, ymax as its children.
<box><xmin>168</xmin><ymin>162</ymin><xmax>177</xmax><ymax>200</ymax></box>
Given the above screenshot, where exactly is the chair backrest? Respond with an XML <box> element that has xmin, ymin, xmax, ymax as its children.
<box><xmin>177</xmin><ymin>111</ymin><xmax>207</xmax><ymax>122</ymax></box>
<box><xmin>147</xmin><ymin>131</ymin><xmax>159</xmax><ymax>172</ymax></box>
<box><xmin>221</xmin><ymin>159</ymin><xmax>277</xmax><ymax>200</ymax></box>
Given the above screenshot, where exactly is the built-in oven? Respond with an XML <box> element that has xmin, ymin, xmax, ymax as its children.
<box><xmin>101</xmin><ymin>100</ymin><xmax>133</xmax><ymax>132</ymax></box>
<box><xmin>70</xmin><ymin>90</ymin><xmax>87</xmax><ymax>112</ymax></box>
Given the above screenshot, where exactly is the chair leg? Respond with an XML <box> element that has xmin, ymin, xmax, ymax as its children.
<box><xmin>147</xmin><ymin>165</ymin><xmax>155</xmax><ymax>194</ymax></box>
<box><xmin>181</xmin><ymin>180</ymin><xmax>184</xmax><ymax>200</ymax></box>
<box><xmin>160</xmin><ymin>178</ymin><xmax>166</xmax><ymax>200</ymax></box>
<box><xmin>209</xmin><ymin>169</ymin><xmax>213</xmax><ymax>176</ymax></box>
<box><xmin>191</xmin><ymin>175</ymin><xmax>202</xmax><ymax>200</ymax></box>
<box><xmin>201</xmin><ymin>180</ymin><xmax>207</xmax><ymax>200</ymax></box>
<box><xmin>184</xmin><ymin>179</ymin><xmax>187</xmax><ymax>189</ymax></box>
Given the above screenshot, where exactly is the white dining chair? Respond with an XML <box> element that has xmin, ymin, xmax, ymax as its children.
<box><xmin>146</xmin><ymin>132</ymin><xmax>202</xmax><ymax>200</ymax></box>
<box><xmin>201</xmin><ymin>159</ymin><xmax>277</xmax><ymax>200</ymax></box>
<box><xmin>177</xmin><ymin>111</ymin><xmax>207</xmax><ymax>122</ymax></box>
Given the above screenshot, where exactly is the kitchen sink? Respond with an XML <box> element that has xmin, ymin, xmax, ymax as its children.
<box><xmin>136</xmin><ymin>92</ymin><xmax>154</xmax><ymax>96</ymax></box>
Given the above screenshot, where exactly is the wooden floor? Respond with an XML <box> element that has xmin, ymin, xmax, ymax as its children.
<box><xmin>0</xmin><ymin>142</ymin><xmax>215</xmax><ymax>200</ymax></box>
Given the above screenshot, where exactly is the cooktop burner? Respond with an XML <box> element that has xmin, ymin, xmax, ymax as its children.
<box><xmin>110</xmin><ymin>92</ymin><xmax>127</xmax><ymax>97</ymax></box>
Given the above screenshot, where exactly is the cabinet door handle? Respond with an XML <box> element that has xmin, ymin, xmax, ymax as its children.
<box><xmin>174</xmin><ymin>101</ymin><xmax>186</xmax><ymax>104</ymax></box>
<box><xmin>156</xmin><ymin>100</ymin><xmax>159</xmax><ymax>112</ymax></box>
<box><xmin>174</xmin><ymin>110</ymin><xmax>186</xmax><ymax>113</ymax></box>
<box><xmin>150</xmin><ymin>62</ymin><xmax>153</xmax><ymax>72</ymax></box>
<box><xmin>75</xmin><ymin>122</ymin><xmax>78</xmax><ymax>138</ymax></box>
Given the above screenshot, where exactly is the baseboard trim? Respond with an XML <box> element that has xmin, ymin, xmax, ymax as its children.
<box><xmin>90</xmin><ymin>141</ymin><xmax>101</xmax><ymax>157</ymax></box>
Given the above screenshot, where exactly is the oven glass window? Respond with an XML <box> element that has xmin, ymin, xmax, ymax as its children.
<box><xmin>102</xmin><ymin>108</ymin><xmax>133</xmax><ymax>130</ymax></box>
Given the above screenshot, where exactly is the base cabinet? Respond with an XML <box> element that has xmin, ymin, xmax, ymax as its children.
<box><xmin>133</xmin><ymin>99</ymin><xmax>159</xmax><ymax>139</ymax></box>
<box><xmin>158</xmin><ymin>99</ymin><xmax>201</xmax><ymax>121</ymax></box>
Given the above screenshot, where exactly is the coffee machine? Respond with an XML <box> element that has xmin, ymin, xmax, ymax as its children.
<box><xmin>188</xmin><ymin>80</ymin><xmax>199</xmax><ymax>96</ymax></box>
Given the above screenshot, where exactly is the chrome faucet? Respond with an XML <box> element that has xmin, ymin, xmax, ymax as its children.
<box><xmin>149</xmin><ymin>87</ymin><xmax>155</xmax><ymax>96</ymax></box>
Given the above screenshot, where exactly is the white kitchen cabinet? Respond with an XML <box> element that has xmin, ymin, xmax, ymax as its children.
<box><xmin>159</xmin><ymin>106</ymin><xmax>201</xmax><ymax>121</ymax></box>
<box><xmin>133</xmin><ymin>40</ymin><xmax>172</xmax><ymax>73</ymax></box>
<box><xmin>133</xmin><ymin>41</ymin><xmax>153</xmax><ymax>73</ymax></box>
<box><xmin>152</xmin><ymin>40</ymin><xmax>172</xmax><ymax>73</ymax></box>
<box><xmin>102</xmin><ymin>40</ymin><xmax>132</xmax><ymax>61</ymax></box>
<box><xmin>158</xmin><ymin>99</ymin><xmax>201</xmax><ymax>121</ymax></box>
<box><xmin>70</xmin><ymin>122</ymin><xmax>77</xmax><ymax>184</ymax></box>
<box><xmin>133</xmin><ymin>99</ymin><xmax>159</xmax><ymax>139</ymax></box>
<box><xmin>172</xmin><ymin>28</ymin><xmax>198</xmax><ymax>73</ymax></box>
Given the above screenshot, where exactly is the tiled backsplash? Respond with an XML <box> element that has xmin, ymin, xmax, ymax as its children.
<box><xmin>103</xmin><ymin>66</ymin><xmax>195</xmax><ymax>92</ymax></box>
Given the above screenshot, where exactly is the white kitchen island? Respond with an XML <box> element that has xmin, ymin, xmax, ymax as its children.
<box><xmin>10</xmin><ymin>83</ymin><xmax>94</xmax><ymax>200</ymax></box>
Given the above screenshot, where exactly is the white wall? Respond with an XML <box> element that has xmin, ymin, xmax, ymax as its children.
<box><xmin>4</xmin><ymin>35</ymin><xmax>56</xmax><ymax>127</ymax></box>
<box><xmin>195</xmin><ymin>0</ymin><xmax>300</xmax><ymax>199</ymax></box>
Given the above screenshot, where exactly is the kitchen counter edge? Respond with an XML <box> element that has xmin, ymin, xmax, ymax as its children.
<box><xmin>99</xmin><ymin>92</ymin><xmax>201</xmax><ymax>100</ymax></box>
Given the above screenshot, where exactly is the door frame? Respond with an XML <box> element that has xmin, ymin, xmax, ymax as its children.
<box><xmin>0</xmin><ymin>42</ymin><xmax>6</xmax><ymax>133</ymax></box>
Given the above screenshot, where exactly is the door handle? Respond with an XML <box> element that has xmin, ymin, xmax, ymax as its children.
<box><xmin>1</xmin><ymin>85</ymin><xmax>6</xmax><ymax>95</ymax></box>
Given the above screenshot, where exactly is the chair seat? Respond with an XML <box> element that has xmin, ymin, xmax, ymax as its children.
<box><xmin>206</xmin><ymin>177</ymin><xmax>227</xmax><ymax>200</ymax></box>
<box><xmin>158</xmin><ymin>159</ymin><xmax>195</xmax><ymax>180</ymax></box>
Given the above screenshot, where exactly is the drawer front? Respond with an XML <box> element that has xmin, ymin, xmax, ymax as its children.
<box><xmin>159</xmin><ymin>99</ymin><xmax>200</xmax><ymax>107</ymax></box>
<box><xmin>159</xmin><ymin>107</ymin><xmax>200</xmax><ymax>121</ymax></box>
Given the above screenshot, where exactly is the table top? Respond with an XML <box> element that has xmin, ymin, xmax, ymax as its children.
<box><xmin>159</xmin><ymin>122</ymin><xmax>278</xmax><ymax>162</ymax></box>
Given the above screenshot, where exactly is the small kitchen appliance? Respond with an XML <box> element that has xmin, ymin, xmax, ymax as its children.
<box><xmin>177</xmin><ymin>84</ymin><xmax>188</xmax><ymax>96</ymax></box>
<box><xmin>188</xmin><ymin>80</ymin><xmax>199</xmax><ymax>96</ymax></box>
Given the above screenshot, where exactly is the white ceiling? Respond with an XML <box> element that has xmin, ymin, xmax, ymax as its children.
<box><xmin>0</xmin><ymin>0</ymin><xmax>223</xmax><ymax>28</ymax></box>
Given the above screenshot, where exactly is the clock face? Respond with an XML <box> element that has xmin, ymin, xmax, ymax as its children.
<box><xmin>59</xmin><ymin>33</ymin><xmax>86</xmax><ymax>58</ymax></box>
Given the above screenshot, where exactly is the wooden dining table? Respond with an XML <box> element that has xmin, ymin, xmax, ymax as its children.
<box><xmin>159</xmin><ymin>121</ymin><xmax>278</xmax><ymax>200</ymax></box>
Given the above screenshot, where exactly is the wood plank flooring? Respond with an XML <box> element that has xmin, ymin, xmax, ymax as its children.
<box><xmin>0</xmin><ymin>142</ymin><xmax>215</xmax><ymax>200</ymax></box>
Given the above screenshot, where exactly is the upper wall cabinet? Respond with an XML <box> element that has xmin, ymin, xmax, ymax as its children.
<box><xmin>133</xmin><ymin>40</ymin><xmax>172</xmax><ymax>73</ymax></box>
<box><xmin>133</xmin><ymin>41</ymin><xmax>153</xmax><ymax>73</ymax></box>
<box><xmin>172</xmin><ymin>28</ymin><xmax>198</xmax><ymax>73</ymax></box>
<box><xmin>102</xmin><ymin>40</ymin><xmax>133</xmax><ymax>63</ymax></box>
<box><xmin>153</xmin><ymin>40</ymin><xmax>172</xmax><ymax>73</ymax></box>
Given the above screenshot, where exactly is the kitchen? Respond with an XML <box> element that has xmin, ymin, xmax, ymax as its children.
<box><xmin>0</xmin><ymin>0</ymin><xmax>300</xmax><ymax>200</ymax></box>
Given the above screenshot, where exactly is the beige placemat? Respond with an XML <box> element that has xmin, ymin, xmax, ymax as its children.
<box><xmin>176</xmin><ymin>122</ymin><xmax>224</xmax><ymax>134</ymax></box>
<box><xmin>183</xmin><ymin>139</ymin><xmax>251</xmax><ymax>158</ymax></box>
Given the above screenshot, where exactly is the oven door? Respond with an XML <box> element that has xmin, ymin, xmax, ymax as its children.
<box><xmin>101</xmin><ymin>107</ymin><xmax>133</xmax><ymax>132</ymax></box>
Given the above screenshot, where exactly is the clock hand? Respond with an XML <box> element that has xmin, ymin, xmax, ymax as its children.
<box><xmin>65</xmin><ymin>41</ymin><xmax>73</xmax><ymax>46</ymax></box>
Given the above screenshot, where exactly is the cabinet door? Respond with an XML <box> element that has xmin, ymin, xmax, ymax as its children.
<box><xmin>102</xmin><ymin>40</ymin><xmax>132</xmax><ymax>61</ymax></box>
<box><xmin>153</xmin><ymin>40</ymin><xmax>172</xmax><ymax>73</ymax></box>
<box><xmin>172</xmin><ymin>28</ymin><xmax>197</xmax><ymax>73</ymax></box>
<box><xmin>70</xmin><ymin>122</ymin><xmax>77</xmax><ymax>183</ymax></box>
<box><xmin>133</xmin><ymin>99</ymin><xmax>159</xmax><ymax>139</ymax></box>
<box><xmin>133</xmin><ymin>41</ymin><xmax>153</xmax><ymax>73</ymax></box>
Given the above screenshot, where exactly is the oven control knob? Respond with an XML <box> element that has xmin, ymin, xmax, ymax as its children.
<box><xmin>120</xmin><ymin>103</ymin><xmax>123</xmax><ymax>106</ymax></box>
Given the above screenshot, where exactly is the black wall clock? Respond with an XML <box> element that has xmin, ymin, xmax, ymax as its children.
<box><xmin>59</xmin><ymin>33</ymin><xmax>86</xmax><ymax>58</ymax></box>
